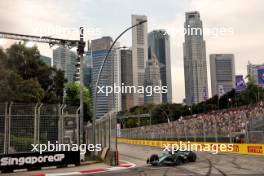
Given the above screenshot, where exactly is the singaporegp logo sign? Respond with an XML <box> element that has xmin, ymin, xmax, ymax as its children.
<box><xmin>0</xmin><ymin>151</ymin><xmax>80</xmax><ymax>173</ymax></box>
<box><xmin>0</xmin><ymin>154</ymin><xmax>65</xmax><ymax>166</ymax></box>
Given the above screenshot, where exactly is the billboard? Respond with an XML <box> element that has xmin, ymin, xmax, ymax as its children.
<box><xmin>257</xmin><ymin>67</ymin><xmax>264</xmax><ymax>86</ymax></box>
<box><xmin>0</xmin><ymin>151</ymin><xmax>80</xmax><ymax>173</ymax></box>
<box><xmin>235</xmin><ymin>75</ymin><xmax>246</xmax><ymax>92</ymax></box>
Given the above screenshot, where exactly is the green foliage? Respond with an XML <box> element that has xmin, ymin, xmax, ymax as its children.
<box><xmin>0</xmin><ymin>65</ymin><xmax>44</xmax><ymax>102</ymax></box>
<box><xmin>0</xmin><ymin>43</ymin><xmax>65</xmax><ymax>103</ymax></box>
<box><xmin>65</xmin><ymin>82</ymin><xmax>92</xmax><ymax>122</ymax></box>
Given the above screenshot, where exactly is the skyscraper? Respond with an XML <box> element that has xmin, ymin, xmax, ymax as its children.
<box><xmin>91</xmin><ymin>36</ymin><xmax>120</xmax><ymax>118</ymax></box>
<box><xmin>183</xmin><ymin>11</ymin><xmax>208</xmax><ymax>105</ymax></box>
<box><xmin>247</xmin><ymin>61</ymin><xmax>264</xmax><ymax>86</ymax></box>
<box><xmin>148</xmin><ymin>30</ymin><xmax>172</xmax><ymax>103</ymax></box>
<box><xmin>210</xmin><ymin>54</ymin><xmax>235</xmax><ymax>96</ymax></box>
<box><xmin>40</xmin><ymin>55</ymin><xmax>52</xmax><ymax>67</ymax></box>
<box><xmin>53</xmin><ymin>46</ymin><xmax>77</xmax><ymax>83</ymax></box>
<box><xmin>120</xmin><ymin>49</ymin><xmax>134</xmax><ymax>111</ymax></box>
<box><xmin>131</xmin><ymin>14</ymin><xmax>148</xmax><ymax>106</ymax></box>
<box><xmin>144</xmin><ymin>48</ymin><xmax>162</xmax><ymax>104</ymax></box>
<box><xmin>83</xmin><ymin>52</ymin><xmax>92</xmax><ymax>89</ymax></box>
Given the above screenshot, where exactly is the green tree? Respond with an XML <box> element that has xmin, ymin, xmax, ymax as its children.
<box><xmin>0</xmin><ymin>43</ymin><xmax>65</xmax><ymax>103</ymax></box>
<box><xmin>0</xmin><ymin>68</ymin><xmax>44</xmax><ymax>102</ymax></box>
<box><xmin>0</xmin><ymin>48</ymin><xmax>7</xmax><ymax>67</ymax></box>
<box><xmin>65</xmin><ymin>82</ymin><xmax>92</xmax><ymax>122</ymax></box>
<box><xmin>245</xmin><ymin>79</ymin><xmax>260</xmax><ymax>104</ymax></box>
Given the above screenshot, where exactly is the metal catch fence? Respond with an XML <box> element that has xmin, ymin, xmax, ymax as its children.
<box><xmin>85</xmin><ymin>111</ymin><xmax>117</xmax><ymax>154</ymax></box>
<box><xmin>0</xmin><ymin>102</ymin><xmax>80</xmax><ymax>154</ymax></box>
<box><xmin>120</xmin><ymin>105</ymin><xmax>264</xmax><ymax>144</ymax></box>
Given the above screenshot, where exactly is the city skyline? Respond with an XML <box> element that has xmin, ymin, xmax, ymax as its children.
<box><xmin>90</xmin><ymin>36</ymin><xmax>121</xmax><ymax>118</ymax></box>
<box><xmin>120</xmin><ymin>49</ymin><xmax>133</xmax><ymax>111</ymax></box>
<box><xmin>0</xmin><ymin>0</ymin><xmax>264</xmax><ymax>103</ymax></box>
<box><xmin>144</xmin><ymin>48</ymin><xmax>162</xmax><ymax>104</ymax></box>
<box><xmin>53</xmin><ymin>46</ymin><xmax>77</xmax><ymax>83</ymax></box>
<box><xmin>148</xmin><ymin>30</ymin><xmax>172</xmax><ymax>103</ymax></box>
<box><xmin>183</xmin><ymin>11</ymin><xmax>208</xmax><ymax>105</ymax></box>
<box><xmin>210</xmin><ymin>54</ymin><xmax>235</xmax><ymax>97</ymax></box>
<box><xmin>131</xmin><ymin>14</ymin><xmax>148</xmax><ymax>106</ymax></box>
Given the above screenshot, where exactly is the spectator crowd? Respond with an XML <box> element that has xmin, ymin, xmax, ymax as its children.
<box><xmin>121</xmin><ymin>101</ymin><xmax>264</xmax><ymax>143</ymax></box>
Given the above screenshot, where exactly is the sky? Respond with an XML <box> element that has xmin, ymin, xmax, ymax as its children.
<box><xmin>0</xmin><ymin>0</ymin><xmax>264</xmax><ymax>103</ymax></box>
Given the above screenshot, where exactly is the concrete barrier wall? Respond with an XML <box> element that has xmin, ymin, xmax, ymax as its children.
<box><xmin>118</xmin><ymin>138</ymin><xmax>264</xmax><ymax>156</ymax></box>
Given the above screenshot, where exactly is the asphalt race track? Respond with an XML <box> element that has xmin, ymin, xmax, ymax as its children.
<box><xmin>2</xmin><ymin>143</ymin><xmax>264</xmax><ymax>176</ymax></box>
<box><xmin>94</xmin><ymin>143</ymin><xmax>264</xmax><ymax>176</ymax></box>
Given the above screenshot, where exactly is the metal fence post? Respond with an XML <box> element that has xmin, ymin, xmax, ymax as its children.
<box><xmin>98</xmin><ymin>123</ymin><xmax>100</xmax><ymax>146</ymax></box>
<box><xmin>184</xmin><ymin>122</ymin><xmax>187</xmax><ymax>142</ymax></box>
<box><xmin>109</xmin><ymin>113</ymin><xmax>111</xmax><ymax>149</ymax></box>
<box><xmin>61</xmin><ymin>105</ymin><xmax>66</xmax><ymax>144</ymax></box>
<box><xmin>194</xmin><ymin>129</ymin><xmax>197</xmax><ymax>142</ymax></box>
<box><xmin>37</xmin><ymin>104</ymin><xmax>43</xmax><ymax>145</ymax></box>
<box><xmin>33</xmin><ymin>103</ymin><xmax>39</xmax><ymax>145</ymax></box>
<box><xmin>58</xmin><ymin>105</ymin><xmax>61</xmax><ymax>143</ymax></box>
<box><xmin>7</xmin><ymin>102</ymin><xmax>13</xmax><ymax>153</ymax></box>
<box><xmin>170</xmin><ymin>124</ymin><xmax>172</xmax><ymax>141</ymax></box>
<box><xmin>244</xmin><ymin>118</ymin><xmax>249</xmax><ymax>144</ymax></box>
<box><xmin>100</xmin><ymin>121</ymin><xmax>103</xmax><ymax>147</ymax></box>
<box><xmin>4</xmin><ymin>102</ymin><xmax>8</xmax><ymax>154</ymax></box>
<box><xmin>58</xmin><ymin>104</ymin><xmax>64</xmax><ymax>143</ymax></box>
<box><xmin>103</xmin><ymin>121</ymin><xmax>106</xmax><ymax>147</ymax></box>
<box><xmin>228</xmin><ymin>115</ymin><xmax>232</xmax><ymax>143</ymax></box>
<box><xmin>202</xmin><ymin>120</ymin><xmax>206</xmax><ymax>142</ymax></box>
<box><xmin>33</xmin><ymin>103</ymin><xmax>37</xmax><ymax>145</ymax></box>
<box><xmin>177</xmin><ymin>124</ymin><xmax>180</xmax><ymax>141</ymax></box>
<box><xmin>96</xmin><ymin>123</ymin><xmax>99</xmax><ymax>147</ymax></box>
<box><xmin>214</xmin><ymin>117</ymin><xmax>218</xmax><ymax>143</ymax></box>
<box><xmin>76</xmin><ymin>107</ymin><xmax>80</xmax><ymax>146</ymax></box>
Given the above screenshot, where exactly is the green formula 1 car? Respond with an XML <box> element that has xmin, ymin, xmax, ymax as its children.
<box><xmin>147</xmin><ymin>150</ymin><xmax>197</xmax><ymax>166</ymax></box>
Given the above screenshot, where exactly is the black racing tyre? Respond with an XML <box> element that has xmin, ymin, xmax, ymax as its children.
<box><xmin>149</xmin><ymin>154</ymin><xmax>159</xmax><ymax>162</ymax></box>
<box><xmin>188</xmin><ymin>152</ymin><xmax>197</xmax><ymax>162</ymax></box>
<box><xmin>175</xmin><ymin>157</ymin><xmax>183</xmax><ymax>165</ymax></box>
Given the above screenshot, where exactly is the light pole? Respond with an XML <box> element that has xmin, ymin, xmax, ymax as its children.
<box><xmin>78</xmin><ymin>27</ymin><xmax>85</xmax><ymax>144</ymax></box>
<box><xmin>151</xmin><ymin>106</ymin><xmax>171</xmax><ymax>141</ymax></box>
<box><xmin>92</xmin><ymin>20</ymin><xmax>147</xmax><ymax>159</ymax></box>
<box><xmin>155</xmin><ymin>106</ymin><xmax>170</xmax><ymax>124</ymax></box>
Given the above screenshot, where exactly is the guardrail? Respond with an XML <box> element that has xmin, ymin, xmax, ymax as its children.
<box><xmin>85</xmin><ymin>111</ymin><xmax>118</xmax><ymax>165</ymax></box>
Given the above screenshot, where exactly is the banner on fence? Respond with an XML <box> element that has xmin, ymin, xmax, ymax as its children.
<box><xmin>257</xmin><ymin>67</ymin><xmax>264</xmax><ymax>86</ymax></box>
<box><xmin>0</xmin><ymin>151</ymin><xmax>80</xmax><ymax>173</ymax></box>
<box><xmin>235</xmin><ymin>75</ymin><xmax>246</xmax><ymax>92</ymax></box>
<box><xmin>117</xmin><ymin>138</ymin><xmax>264</xmax><ymax>156</ymax></box>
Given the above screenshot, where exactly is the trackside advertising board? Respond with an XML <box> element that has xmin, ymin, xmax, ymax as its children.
<box><xmin>0</xmin><ymin>151</ymin><xmax>80</xmax><ymax>173</ymax></box>
<box><xmin>117</xmin><ymin>138</ymin><xmax>264</xmax><ymax>156</ymax></box>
